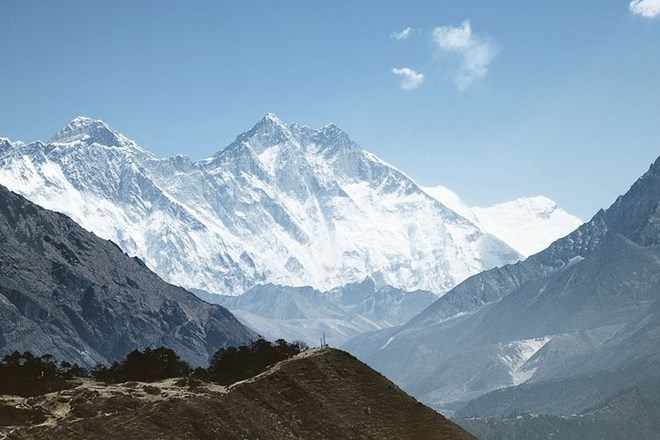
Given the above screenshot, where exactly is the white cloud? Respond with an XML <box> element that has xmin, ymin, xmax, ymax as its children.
<box><xmin>630</xmin><ymin>0</ymin><xmax>660</xmax><ymax>17</ymax></box>
<box><xmin>392</xmin><ymin>67</ymin><xmax>425</xmax><ymax>90</ymax></box>
<box><xmin>432</xmin><ymin>20</ymin><xmax>498</xmax><ymax>91</ymax></box>
<box><xmin>390</xmin><ymin>27</ymin><xmax>414</xmax><ymax>40</ymax></box>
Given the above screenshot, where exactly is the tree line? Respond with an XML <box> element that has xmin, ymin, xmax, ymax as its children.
<box><xmin>0</xmin><ymin>338</ymin><xmax>308</xmax><ymax>396</ymax></box>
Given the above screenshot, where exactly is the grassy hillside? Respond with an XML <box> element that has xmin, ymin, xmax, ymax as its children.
<box><xmin>1</xmin><ymin>349</ymin><xmax>474</xmax><ymax>440</ymax></box>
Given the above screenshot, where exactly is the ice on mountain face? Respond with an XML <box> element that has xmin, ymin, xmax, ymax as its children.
<box><xmin>423</xmin><ymin>186</ymin><xmax>582</xmax><ymax>257</ymax></box>
<box><xmin>0</xmin><ymin>114</ymin><xmax>523</xmax><ymax>296</ymax></box>
<box><xmin>497</xmin><ymin>337</ymin><xmax>552</xmax><ymax>386</ymax></box>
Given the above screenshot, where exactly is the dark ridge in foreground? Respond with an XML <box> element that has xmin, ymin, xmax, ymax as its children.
<box><xmin>0</xmin><ymin>184</ymin><xmax>253</xmax><ymax>367</ymax></box>
<box><xmin>1</xmin><ymin>349</ymin><xmax>474</xmax><ymax>440</ymax></box>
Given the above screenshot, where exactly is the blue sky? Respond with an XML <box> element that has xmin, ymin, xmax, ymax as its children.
<box><xmin>1</xmin><ymin>1</ymin><xmax>659</xmax><ymax>218</ymax></box>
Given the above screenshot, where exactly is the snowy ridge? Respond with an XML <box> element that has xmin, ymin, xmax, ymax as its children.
<box><xmin>423</xmin><ymin>186</ymin><xmax>582</xmax><ymax>256</ymax></box>
<box><xmin>0</xmin><ymin>115</ymin><xmax>525</xmax><ymax>296</ymax></box>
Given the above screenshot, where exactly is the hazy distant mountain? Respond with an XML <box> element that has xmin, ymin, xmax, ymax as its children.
<box><xmin>423</xmin><ymin>185</ymin><xmax>582</xmax><ymax>256</ymax></box>
<box><xmin>0</xmin><ymin>184</ymin><xmax>253</xmax><ymax>367</ymax></box>
<box><xmin>209</xmin><ymin>279</ymin><xmax>438</xmax><ymax>346</ymax></box>
<box><xmin>0</xmin><ymin>115</ymin><xmax>526</xmax><ymax>296</ymax></box>
<box><xmin>346</xmin><ymin>154</ymin><xmax>660</xmax><ymax>416</ymax></box>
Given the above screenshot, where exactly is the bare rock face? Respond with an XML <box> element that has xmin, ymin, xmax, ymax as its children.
<box><xmin>0</xmin><ymin>349</ymin><xmax>475</xmax><ymax>440</ymax></box>
<box><xmin>0</xmin><ymin>185</ymin><xmax>253</xmax><ymax>367</ymax></box>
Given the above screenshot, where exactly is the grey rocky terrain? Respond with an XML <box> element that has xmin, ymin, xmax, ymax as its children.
<box><xmin>0</xmin><ymin>185</ymin><xmax>253</xmax><ymax>367</ymax></box>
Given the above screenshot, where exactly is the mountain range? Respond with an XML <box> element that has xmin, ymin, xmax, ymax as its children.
<box><xmin>345</xmin><ymin>152</ymin><xmax>660</xmax><ymax>418</ymax></box>
<box><xmin>0</xmin><ymin>115</ymin><xmax>580</xmax><ymax>298</ymax></box>
<box><xmin>0</xmin><ymin>113</ymin><xmax>654</xmax><ymax>439</ymax></box>
<box><xmin>208</xmin><ymin>279</ymin><xmax>438</xmax><ymax>346</ymax></box>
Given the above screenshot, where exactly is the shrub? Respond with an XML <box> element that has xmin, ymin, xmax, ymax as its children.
<box><xmin>0</xmin><ymin>351</ymin><xmax>84</xmax><ymax>397</ymax></box>
<box><xmin>91</xmin><ymin>347</ymin><xmax>191</xmax><ymax>383</ymax></box>
<box><xmin>208</xmin><ymin>338</ymin><xmax>307</xmax><ymax>385</ymax></box>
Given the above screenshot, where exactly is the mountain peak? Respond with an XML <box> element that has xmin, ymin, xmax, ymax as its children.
<box><xmin>251</xmin><ymin>112</ymin><xmax>289</xmax><ymax>133</ymax></box>
<box><xmin>599</xmin><ymin>152</ymin><xmax>660</xmax><ymax>247</ymax></box>
<box><xmin>311</xmin><ymin>122</ymin><xmax>358</xmax><ymax>154</ymax></box>
<box><xmin>50</xmin><ymin>116</ymin><xmax>131</xmax><ymax>148</ymax></box>
<box><xmin>262</xmin><ymin>112</ymin><xmax>285</xmax><ymax>125</ymax></box>
<box><xmin>227</xmin><ymin>113</ymin><xmax>295</xmax><ymax>156</ymax></box>
<box><xmin>318</xmin><ymin>122</ymin><xmax>347</xmax><ymax>137</ymax></box>
<box><xmin>486</xmin><ymin>196</ymin><xmax>560</xmax><ymax>216</ymax></box>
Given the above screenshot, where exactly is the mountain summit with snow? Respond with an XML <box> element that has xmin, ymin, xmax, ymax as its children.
<box><xmin>0</xmin><ymin>115</ymin><xmax>576</xmax><ymax>296</ymax></box>
<box><xmin>50</xmin><ymin>116</ymin><xmax>142</xmax><ymax>151</ymax></box>
<box><xmin>423</xmin><ymin>186</ymin><xmax>582</xmax><ymax>256</ymax></box>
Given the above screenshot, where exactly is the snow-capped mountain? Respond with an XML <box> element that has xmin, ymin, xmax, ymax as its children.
<box><xmin>0</xmin><ymin>115</ymin><xmax>525</xmax><ymax>296</ymax></box>
<box><xmin>423</xmin><ymin>186</ymin><xmax>582</xmax><ymax>256</ymax></box>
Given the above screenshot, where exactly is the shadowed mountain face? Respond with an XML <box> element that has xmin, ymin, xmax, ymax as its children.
<box><xmin>0</xmin><ymin>349</ymin><xmax>475</xmax><ymax>440</ymax></box>
<box><xmin>345</xmin><ymin>155</ymin><xmax>660</xmax><ymax>416</ymax></box>
<box><xmin>0</xmin><ymin>185</ymin><xmax>253</xmax><ymax>367</ymax></box>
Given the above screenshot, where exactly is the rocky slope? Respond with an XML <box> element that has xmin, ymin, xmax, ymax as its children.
<box><xmin>0</xmin><ymin>115</ymin><xmax>525</xmax><ymax>295</ymax></box>
<box><xmin>0</xmin><ymin>349</ymin><xmax>475</xmax><ymax>440</ymax></box>
<box><xmin>346</xmin><ymin>154</ymin><xmax>660</xmax><ymax>416</ymax></box>
<box><xmin>0</xmin><ymin>184</ymin><xmax>253</xmax><ymax>367</ymax></box>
